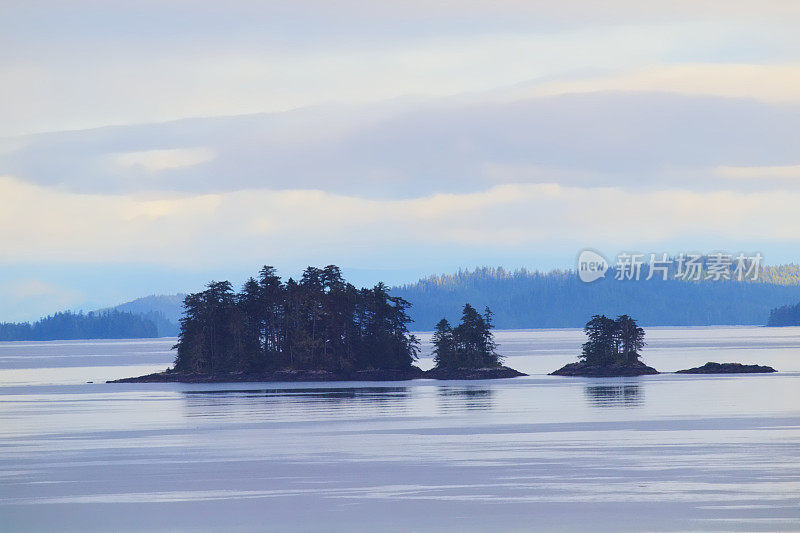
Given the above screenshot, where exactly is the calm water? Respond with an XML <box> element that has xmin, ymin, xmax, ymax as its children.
<box><xmin>1</xmin><ymin>327</ymin><xmax>799</xmax><ymax>532</ymax></box>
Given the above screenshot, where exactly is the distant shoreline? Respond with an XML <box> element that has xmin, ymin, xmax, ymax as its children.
<box><xmin>6</xmin><ymin>323</ymin><xmax>799</xmax><ymax>344</ymax></box>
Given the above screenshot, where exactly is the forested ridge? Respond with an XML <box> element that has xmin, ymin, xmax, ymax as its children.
<box><xmin>393</xmin><ymin>265</ymin><xmax>800</xmax><ymax>330</ymax></box>
<box><xmin>0</xmin><ymin>310</ymin><xmax>158</xmax><ymax>341</ymax></box>
<box><xmin>107</xmin><ymin>294</ymin><xmax>184</xmax><ymax>336</ymax></box>
<box><xmin>172</xmin><ymin>265</ymin><xmax>419</xmax><ymax>374</ymax></box>
<box><xmin>767</xmin><ymin>302</ymin><xmax>800</xmax><ymax>326</ymax></box>
<box><xmin>6</xmin><ymin>263</ymin><xmax>800</xmax><ymax>343</ymax></box>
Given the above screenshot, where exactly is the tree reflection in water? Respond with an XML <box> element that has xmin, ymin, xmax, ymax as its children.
<box><xmin>584</xmin><ymin>384</ymin><xmax>642</xmax><ymax>407</ymax></box>
<box><xmin>437</xmin><ymin>386</ymin><xmax>494</xmax><ymax>412</ymax></box>
<box><xmin>180</xmin><ymin>386</ymin><xmax>411</xmax><ymax>421</ymax></box>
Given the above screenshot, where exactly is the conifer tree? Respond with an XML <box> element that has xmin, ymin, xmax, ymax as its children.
<box><xmin>580</xmin><ymin>314</ymin><xmax>645</xmax><ymax>365</ymax></box>
<box><xmin>172</xmin><ymin>265</ymin><xmax>420</xmax><ymax>374</ymax></box>
<box><xmin>432</xmin><ymin>304</ymin><xmax>502</xmax><ymax>369</ymax></box>
<box><xmin>432</xmin><ymin>318</ymin><xmax>455</xmax><ymax>368</ymax></box>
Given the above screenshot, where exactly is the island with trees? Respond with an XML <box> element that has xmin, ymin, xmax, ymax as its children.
<box><xmin>550</xmin><ymin>314</ymin><xmax>659</xmax><ymax>376</ymax></box>
<box><xmin>551</xmin><ymin>314</ymin><xmax>780</xmax><ymax>376</ymax></box>
<box><xmin>426</xmin><ymin>304</ymin><xmax>526</xmax><ymax>379</ymax></box>
<box><xmin>111</xmin><ymin>265</ymin><xmax>525</xmax><ymax>383</ymax></box>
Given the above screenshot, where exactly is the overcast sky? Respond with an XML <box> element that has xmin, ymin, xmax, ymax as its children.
<box><xmin>2</xmin><ymin>1</ymin><xmax>800</xmax><ymax>321</ymax></box>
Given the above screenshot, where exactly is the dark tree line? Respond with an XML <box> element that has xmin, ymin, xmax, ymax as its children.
<box><xmin>432</xmin><ymin>304</ymin><xmax>502</xmax><ymax>369</ymax></box>
<box><xmin>0</xmin><ymin>310</ymin><xmax>158</xmax><ymax>341</ymax></box>
<box><xmin>172</xmin><ymin>265</ymin><xmax>419</xmax><ymax>374</ymax></box>
<box><xmin>767</xmin><ymin>301</ymin><xmax>800</xmax><ymax>326</ymax></box>
<box><xmin>392</xmin><ymin>265</ymin><xmax>800</xmax><ymax>329</ymax></box>
<box><xmin>580</xmin><ymin>314</ymin><xmax>645</xmax><ymax>366</ymax></box>
<box><xmin>137</xmin><ymin>311</ymin><xmax>180</xmax><ymax>337</ymax></box>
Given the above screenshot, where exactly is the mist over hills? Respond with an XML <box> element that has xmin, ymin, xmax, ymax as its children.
<box><xmin>105</xmin><ymin>294</ymin><xmax>185</xmax><ymax>336</ymax></box>
<box><xmin>0</xmin><ymin>295</ymin><xmax>183</xmax><ymax>341</ymax></box>
<box><xmin>109</xmin><ymin>294</ymin><xmax>185</xmax><ymax>322</ymax></box>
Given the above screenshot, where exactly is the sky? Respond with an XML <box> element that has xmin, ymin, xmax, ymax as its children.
<box><xmin>2</xmin><ymin>1</ymin><xmax>800</xmax><ymax>321</ymax></box>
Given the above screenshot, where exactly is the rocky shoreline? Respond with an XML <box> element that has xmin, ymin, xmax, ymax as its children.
<box><xmin>108</xmin><ymin>365</ymin><xmax>527</xmax><ymax>383</ymax></box>
<box><xmin>548</xmin><ymin>360</ymin><xmax>779</xmax><ymax>377</ymax></box>
<box><xmin>424</xmin><ymin>366</ymin><xmax>527</xmax><ymax>380</ymax></box>
<box><xmin>549</xmin><ymin>360</ymin><xmax>659</xmax><ymax>377</ymax></box>
<box><xmin>676</xmin><ymin>362</ymin><xmax>777</xmax><ymax>374</ymax></box>
<box><xmin>109</xmin><ymin>360</ymin><xmax>779</xmax><ymax>383</ymax></box>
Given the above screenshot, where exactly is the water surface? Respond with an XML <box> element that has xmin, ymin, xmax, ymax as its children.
<box><xmin>1</xmin><ymin>327</ymin><xmax>799</xmax><ymax>531</ymax></box>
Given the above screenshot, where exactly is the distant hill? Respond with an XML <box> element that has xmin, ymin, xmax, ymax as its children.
<box><xmin>105</xmin><ymin>294</ymin><xmax>185</xmax><ymax>337</ymax></box>
<box><xmin>391</xmin><ymin>265</ymin><xmax>800</xmax><ymax>330</ymax></box>
<box><xmin>0</xmin><ymin>295</ymin><xmax>185</xmax><ymax>342</ymax></box>
<box><xmin>0</xmin><ymin>310</ymin><xmax>158</xmax><ymax>341</ymax></box>
<box><xmin>109</xmin><ymin>294</ymin><xmax>185</xmax><ymax>323</ymax></box>
<box><xmin>767</xmin><ymin>302</ymin><xmax>800</xmax><ymax>326</ymax></box>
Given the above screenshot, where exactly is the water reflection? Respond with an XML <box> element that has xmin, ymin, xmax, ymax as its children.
<box><xmin>437</xmin><ymin>386</ymin><xmax>494</xmax><ymax>412</ymax></box>
<box><xmin>181</xmin><ymin>386</ymin><xmax>411</xmax><ymax>421</ymax></box>
<box><xmin>183</xmin><ymin>386</ymin><xmax>408</xmax><ymax>399</ymax></box>
<box><xmin>584</xmin><ymin>384</ymin><xmax>643</xmax><ymax>408</ymax></box>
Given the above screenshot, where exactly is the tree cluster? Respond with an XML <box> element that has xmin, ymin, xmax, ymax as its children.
<box><xmin>432</xmin><ymin>304</ymin><xmax>502</xmax><ymax>369</ymax></box>
<box><xmin>767</xmin><ymin>301</ymin><xmax>800</xmax><ymax>326</ymax></box>
<box><xmin>580</xmin><ymin>314</ymin><xmax>645</xmax><ymax>366</ymax></box>
<box><xmin>0</xmin><ymin>310</ymin><xmax>158</xmax><ymax>341</ymax></box>
<box><xmin>173</xmin><ymin>265</ymin><xmax>419</xmax><ymax>374</ymax></box>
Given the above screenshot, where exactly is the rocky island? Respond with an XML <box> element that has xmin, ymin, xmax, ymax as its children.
<box><xmin>550</xmin><ymin>314</ymin><xmax>659</xmax><ymax>377</ymax></box>
<box><xmin>676</xmin><ymin>362</ymin><xmax>777</xmax><ymax>374</ymax></box>
<box><xmin>111</xmin><ymin>365</ymin><xmax>526</xmax><ymax>383</ymax></box>
<box><xmin>111</xmin><ymin>265</ymin><xmax>525</xmax><ymax>384</ymax></box>
<box><xmin>425</xmin><ymin>366</ymin><xmax>526</xmax><ymax>380</ymax></box>
<box><xmin>550</xmin><ymin>360</ymin><xmax>658</xmax><ymax>377</ymax></box>
<box><xmin>110</xmin><ymin>367</ymin><xmax>426</xmax><ymax>383</ymax></box>
<box><xmin>422</xmin><ymin>304</ymin><xmax>526</xmax><ymax>379</ymax></box>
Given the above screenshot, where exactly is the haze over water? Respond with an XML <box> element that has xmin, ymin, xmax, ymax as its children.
<box><xmin>1</xmin><ymin>327</ymin><xmax>799</xmax><ymax>531</ymax></box>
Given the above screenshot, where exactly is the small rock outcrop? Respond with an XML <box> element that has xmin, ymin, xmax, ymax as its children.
<box><xmin>424</xmin><ymin>366</ymin><xmax>527</xmax><ymax>380</ymax></box>
<box><xmin>676</xmin><ymin>362</ymin><xmax>776</xmax><ymax>374</ymax></box>
<box><xmin>549</xmin><ymin>360</ymin><xmax>659</xmax><ymax>377</ymax></box>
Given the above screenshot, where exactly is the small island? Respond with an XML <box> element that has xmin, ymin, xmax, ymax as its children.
<box><xmin>111</xmin><ymin>265</ymin><xmax>524</xmax><ymax>384</ymax></box>
<box><xmin>550</xmin><ymin>314</ymin><xmax>659</xmax><ymax>377</ymax></box>
<box><xmin>676</xmin><ymin>362</ymin><xmax>777</xmax><ymax>374</ymax></box>
<box><xmin>425</xmin><ymin>304</ymin><xmax>526</xmax><ymax>380</ymax></box>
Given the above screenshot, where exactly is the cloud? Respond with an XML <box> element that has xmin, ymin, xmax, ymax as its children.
<box><xmin>4</xmin><ymin>91</ymin><xmax>799</xmax><ymax>198</ymax></box>
<box><xmin>1</xmin><ymin>175</ymin><xmax>798</xmax><ymax>271</ymax></box>
<box><xmin>112</xmin><ymin>148</ymin><xmax>216</xmax><ymax>173</ymax></box>
<box><xmin>3</xmin><ymin>1</ymin><xmax>799</xmax><ymax>136</ymax></box>
<box><xmin>501</xmin><ymin>64</ymin><xmax>800</xmax><ymax>105</ymax></box>
<box><xmin>3</xmin><ymin>0</ymin><xmax>800</xmax><ymax>319</ymax></box>
<box><xmin>716</xmin><ymin>165</ymin><xmax>800</xmax><ymax>180</ymax></box>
